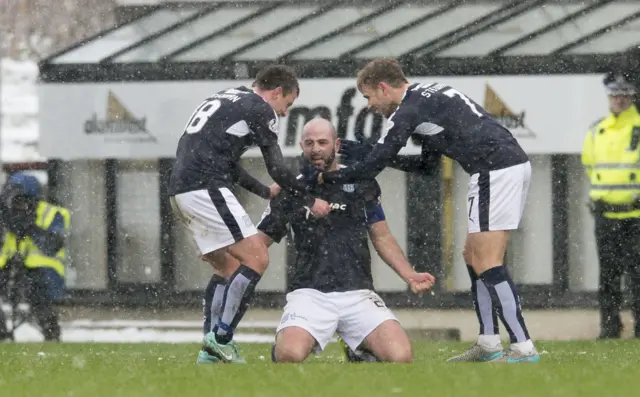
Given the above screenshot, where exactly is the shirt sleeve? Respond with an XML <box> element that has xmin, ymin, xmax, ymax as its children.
<box><xmin>260</xmin><ymin>145</ymin><xmax>316</xmax><ymax>208</ymax></box>
<box><xmin>246</xmin><ymin>100</ymin><xmax>316</xmax><ymax>206</ymax></box>
<box><xmin>247</xmin><ymin>101</ymin><xmax>280</xmax><ymax>149</ymax></box>
<box><xmin>364</xmin><ymin>181</ymin><xmax>386</xmax><ymax>226</ymax></box>
<box><xmin>48</xmin><ymin>212</ymin><xmax>66</xmax><ymax>234</ymax></box>
<box><xmin>232</xmin><ymin>164</ymin><xmax>271</xmax><ymax>199</ymax></box>
<box><xmin>30</xmin><ymin>213</ymin><xmax>65</xmax><ymax>256</ymax></box>
<box><xmin>387</xmin><ymin>141</ymin><xmax>442</xmax><ymax>175</ymax></box>
<box><xmin>323</xmin><ymin>104</ymin><xmax>418</xmax><ymax>184</ymax></box>
<box><xmin>257</xmin><ymin>194</ymin><xmax>292</xmax><ymax>243</ymax></box>
<box><xmin>581</xmin><ymin>120</ymin><xmax>600</xmax><ymax>178</ymax></box>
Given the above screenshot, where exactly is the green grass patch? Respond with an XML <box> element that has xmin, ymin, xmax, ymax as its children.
<box><xmin>1</xmin><ymin>340</ymin><xmax>639</xmax><ymax>397</ymax></box>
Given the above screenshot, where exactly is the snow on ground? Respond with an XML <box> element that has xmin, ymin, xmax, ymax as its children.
<box><xmin>1</xmin><ymin>303</ymin><xmax>280</xmax><ymax>343</ymax></box>
<box><xmin>7</xmin><ymin>320</ymin><xmax>277</xmax><ymax>344</ymax></box>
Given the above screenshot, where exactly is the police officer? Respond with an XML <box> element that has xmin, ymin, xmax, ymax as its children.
<box><xmin>0</xmin><ymin>172</ymin><xmax>71</xmax><ymax>341</ymax></box>
<box><xmin>582</xmin><ymin>71</ymin><xmax>640</xmax><ymax>339</ymax></box>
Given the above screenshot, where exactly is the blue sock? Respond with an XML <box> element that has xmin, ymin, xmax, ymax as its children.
<box><xmin>202</xmin><ymin>274</ymin><xmax>226</xmax><ymax>335</ymax></box>
<box><xmin>479</xmin><ymin>266</ymin><xmax>530</xmax><ymax>343</ymax></box>
<box><xmin>468</xmin><ymin>265</ymin><xmax>498</xmax><ymax>335</ymax></box>
<box><xmin>213</xmin><ymin>264</ymin><xmax>262</xmax><ymax>344</ymax></box>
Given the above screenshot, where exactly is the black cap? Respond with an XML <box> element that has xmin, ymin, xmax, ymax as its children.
<box><xmin>603</xmin><ymin>72</ymin><xmax>636</xmax><ymax>96</ymax></box>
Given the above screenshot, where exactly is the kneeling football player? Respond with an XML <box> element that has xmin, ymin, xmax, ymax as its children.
<box><xmin>258</xmin><ymin>118</ymin><xmax>434</xmax><ymax>363</ymax></box>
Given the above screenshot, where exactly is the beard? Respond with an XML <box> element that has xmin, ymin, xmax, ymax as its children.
<box><xmin>311</xmin><ymin>149</ymin><xmax>336</xmax><ymax>171</ymax></box>
<box><xmin>373</xmin><ymin>101</ymin><xmax>400</xmax><ymax>118</ymax></box>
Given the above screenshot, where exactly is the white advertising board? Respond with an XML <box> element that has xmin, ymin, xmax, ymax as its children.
<box><xmin>39</xmin><ymin>75</ymin><xmax>608</xmax><ymax>159</ymax></box>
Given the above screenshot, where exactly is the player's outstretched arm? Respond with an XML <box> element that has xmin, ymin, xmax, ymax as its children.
<box><xmin>368</xmin><ymin>220</ymin><xmax>435</xmax><ymax>294</ymax></box>
<box><xmin>388</xmin><ymin>153</ymin><xmax>441</xmax><ymax>175</ymax></box>
<box><xmin>321</xmin><ymin>141</ymin><xmax>401</xmax><ymax>184</ymax></box>
<box><xmin>231</xmin><ymin>164</ymin><xmax>271</xmax><ymax>199</ymax></box>
<box><xmin>321</xmin><ymin>108</ymin><xmax>417</xmax><ymax>185</ymax></box>
<box><xmin>340</xmin><ymin>139</ymin><xmax>440</xmax><ymax>175</ymax></box>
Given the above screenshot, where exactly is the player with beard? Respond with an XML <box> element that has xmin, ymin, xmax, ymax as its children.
<box><xmin>254</xmin><ymin>118</ymin><xmax>435</xmax><ymax>363</ymax></box>
<box><xmin>306</xmin><ymin>59</ymin><xmax>540</xmax><ymax>363</ymax></box>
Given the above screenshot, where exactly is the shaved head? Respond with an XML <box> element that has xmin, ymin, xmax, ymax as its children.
<box><xmin>302</xmin><ymin>117</ymin><xmax>337</xmax><ymax>140</ymax></box>
<box><xmin>300</xmin><ymin>117</ymin><xmax>340</xmax><ymax>171</ymax></box>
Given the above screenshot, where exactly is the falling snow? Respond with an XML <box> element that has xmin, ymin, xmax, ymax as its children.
<box><xmin>0</xmin><ymin>5</ymin><xmax>638</xmax><ymax>395</ymax></box>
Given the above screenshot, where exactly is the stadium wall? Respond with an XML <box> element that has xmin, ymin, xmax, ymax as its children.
<box><xmin>30</xmin><ymin>74</ymin><xmax>613</xmax><ymax>309</ymax></box>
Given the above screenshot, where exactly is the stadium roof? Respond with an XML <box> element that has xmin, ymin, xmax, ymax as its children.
<box><xmin>40</xmin><ymin>0</ymin><xmax>640</xmax><ymax>82</ymax></box>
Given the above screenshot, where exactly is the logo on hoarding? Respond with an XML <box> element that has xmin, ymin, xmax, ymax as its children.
<box><xmin>84</xmin><ymin>90</ymin><xmax>157</xmax><ymax>143</ymax></box>
<box><xmin>282</xmin><ymin>87</ymin><xmax>384</xmax><ymax>146</ymax></box>
<box><xmin>484</xmin><ymin>84</ymin><xmax>536</xmax><ymax>139</ymax></box>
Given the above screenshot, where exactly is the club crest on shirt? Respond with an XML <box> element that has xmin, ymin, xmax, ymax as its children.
<box><xmin>269</xmin><ymin>118</ymin><xmax>279</xmax><ymax>134</ymax></box>
<box><xmin>342</xmin><ymin>184</ymin><xmax>355</xmax><ymax>193</ymax></box>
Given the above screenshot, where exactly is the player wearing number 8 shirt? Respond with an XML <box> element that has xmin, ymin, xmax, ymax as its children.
<box><xmin>313</xmin><ymin>59</ymin><xmax>540</xmax><ymax>363</ymax></box>
<box><xmin>168</xmin><ymin>65</ymin><xmax>330</xmax><ymax>364</ymax></box>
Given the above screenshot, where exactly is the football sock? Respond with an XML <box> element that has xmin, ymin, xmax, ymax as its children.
<box><xmin>480</xmin><ymin>265</ymin><xmax>532</xmax><ymax>350</ymax></box>
<box><xmin>213</xmin><ymin>264</ymin><xmax>262</xmax><ymax>344</ymax></box>
<box><xmin>203</xmin><ymin>274</ymin><xmax>226</xmax><ymax>335</ymax></box>
<box><xmin>468</xmin><ymin>265</ymin><xmax>500</xmax><ymax>348</ymax></box>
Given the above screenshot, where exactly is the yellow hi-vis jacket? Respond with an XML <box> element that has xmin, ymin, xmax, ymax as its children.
<box><xmin>581</xmin><ymin>104</ymin><xmax>640</xmax><ymax>219</ymax></box>
<box><xmin>0</xmin><ymin>200</ymin><xmax>71</xmax><ymax>276</ymax></box>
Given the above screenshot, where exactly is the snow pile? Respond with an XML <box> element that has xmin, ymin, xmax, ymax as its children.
<box><xmin>11</xmin><ymin>322</ymin><xmax>276</xmax><ymax>344</ymax></box>
<box><xmin>7</xmin><ymin>319</ymin><xmax>278</xmax><ymax>343</ymax></box>
<box><xmin>0</xmin><ymin>58</ymin><xmax>43</xmax><ymax>163</ymax></box>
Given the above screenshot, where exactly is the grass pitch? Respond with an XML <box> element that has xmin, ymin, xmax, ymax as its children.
<box><xmin>2</xmin><ymin>340</ymin><xmax>639</xmax><ymax>397</ymax></box>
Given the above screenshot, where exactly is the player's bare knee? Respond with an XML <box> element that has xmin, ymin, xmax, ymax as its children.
<box><xmin>201</xmin><ymin>250</ymin><xmax>237</xmax><ymax>278</ymax></box>
<box><xmin>201</xmin><ymin>251</ymin><xmax>223</xmax><ymax>266</ymax></box>
<box><xmin>229</xmin><ymin>236</ymin><xmax>269</xmax><ymax>274</ymax></box>
<box><xmin>388</xmin><ymin>344</ymin><xmax>413</xmax><ymax>363</ymax></box>
<box><xmin>467</xmin><ymin>230</ymin><xmax>510</xmax><ymax>272</ymax></box>
<box><xmin>462</xmin><ymin>248</ymin><xmax>472</xmax><ymax>264</ymax></box>
<box><xmin>378</xmin><ymin>335</ymin><xmax>413</xmax><ymax>363</ymax></box>
<box><xmin>273</xmin><ymin>327</ymin><xmax>315</xmax><ymax>363</ymax></box>
<box><xmin>252</xmin><ymin>246</ymin><xmax>269</xmax><ymax>273</ymax></box>
<box><xmin>275</xmin><ymin>338</ymin><xmax>311</xmax><ymax>363</ymax></box>
<box><xmin>274</xmin><ymin>343</ymin><xmax>309</xmax><ymax>363</ymax></box>
<box><xmin>243</xmin><ymin>250</ymin><xmax>268</xmax><ymax>274</ymax></box>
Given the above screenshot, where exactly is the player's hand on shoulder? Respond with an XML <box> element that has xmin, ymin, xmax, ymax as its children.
<box><xmin>406</xmin><ymin>271</ymin><xmax>436</xmax><ymax>295</ymax></box>
<box><xmin>311</xmin><ymin>198</ymin><xmax>330</xmax><ymax>217</ymax></box>
<box><xmin>339</xmin><ymin>139</ymin><xmax>374</xmax><ymax>164</ymax></box>
<box><xmin>269</xmin><ymin>183</ymin><xmax>281</xmax><ymax>199</ymax></box>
